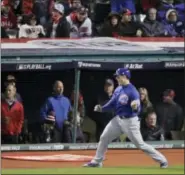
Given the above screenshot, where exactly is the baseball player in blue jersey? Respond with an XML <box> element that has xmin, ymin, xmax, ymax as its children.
<box><xmin>84</xmin><ymin>68</ymin><xmax>168</xmax><ymax>168</ymax></box>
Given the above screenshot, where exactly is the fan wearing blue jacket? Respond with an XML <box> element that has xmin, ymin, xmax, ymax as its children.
<box><xmin>163</xmin><ymin>9</ymin><xmax>184</xmax><ymax>37</ymax></box>
<box><xmin>40</xmin><ymin>80</ymin><xmax>72</xmax><ymax>143</ymax></box>
<box><xmin>110</xmin><ymin>0</ymin><xmax>136</xmax><ymax>14</ymax></box>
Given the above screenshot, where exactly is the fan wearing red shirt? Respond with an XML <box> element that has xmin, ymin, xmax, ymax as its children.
<box><xmin>1</xmin><ymin>84</ymin><xmax>24</xmax><ymax>144</ymax></box>
<box><xmin>1</xmin><ymin>0</ymin><xmax>17</xmax><ymax>29</ymax></box>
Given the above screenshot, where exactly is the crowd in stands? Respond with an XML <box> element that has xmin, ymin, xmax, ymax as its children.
<box><xmin>1</xmin><ymin>0</ymin><xmax>185</xmax><ymax>38</ymax></box>
<box><xmin>1</xmin><ymin>75</ymin><xmax>184</xmax><ymax>144</ymax></box>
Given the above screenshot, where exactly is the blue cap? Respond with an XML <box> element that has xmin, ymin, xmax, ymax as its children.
<box><xmin>114</xmin><ymin>68</ymin><xmax>131</xmax><ymax>79</ymax></box>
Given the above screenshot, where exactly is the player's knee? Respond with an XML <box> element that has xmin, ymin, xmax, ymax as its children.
<box><xmin>138</xmin><ymin>144</ymin><xmax>145</xmax><ymax>150</ymax></box>
<box><xmin>99</xmin><ymin>133</ymin><xmax>108</xmax><ymax>142</ymax></box>
<box><xmin>134</xmin><ymin>142</ymin><xmax>146</xmax><ymax>150</ymax></box>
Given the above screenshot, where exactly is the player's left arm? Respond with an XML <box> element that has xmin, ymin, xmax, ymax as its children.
<box><xmin>130</xmin><ymin>88</ymin><xmax>141</xmax><ymax>112</ymax></box>
<box><xmin>101</xmin><ymin>93</ymin><xmax>117</xmax><ymax>112</ymax></box>
<box><xmin>94</xmin><ymin>87</ymin><xmax>119</xmax><ymax>112</ymax></box>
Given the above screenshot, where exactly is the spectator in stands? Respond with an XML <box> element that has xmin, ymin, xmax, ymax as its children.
<box><xmin>140</xmin><ymin>0</ymin><xmax>160</xmax><ymax>13</ymax></box>
<box><xmin>93</xmin><ymin>0</ymin><xmax>110</xmax><ymax>27</ymax></box>
<box><xmin>110</xmin><ymin>0</ymin><xmax>136</xmax><ymax>14</ymax></box>
<box><xmin>155</xmin><ymin>89</ymin><xmax>184</xmax><ymax>140</ymax></box>
<box><xmin>99</xmin><ymin>12</ymin><xmax>122</xmax><ymax>37</ymax></box>
<box><xmin>22</xmin><ymin>0</ymin><xmax>34</xmax><ymax>15</ymax></box>
<box><xmin>138</xmin><ymin>87</ymin><xmax>153</xmax><ymax>127</ymax></box>
<box><xmin>66</xmin><ymin>6</ymin><xmax>92</xmax><ymax>38</ymax></box>
<box><xmin>46</xmin><ymin>3</ymin><xmax>70</xmax><ymax>38</ymax></box>
<box><xmin>120</xmin><ymin>8</ymin><xmax>142</xmax><ymax>37</ymax></box>
<box><xmin>1</xmin><ymin>0</ymin><xmax>17</xmax><ymax>30</ymax></box>
<box><xmin>8</xmin><ymin>0</ymin><xmax>22</xmax><ymax>15</ymax></box>
<box><xmin>157</xmin><ymin>0</ymin><xmax>185</xmax><ymax>23</ymax></box>
<box><xmin>140</xmin><ymin>8</ymin><xmax>165</xmax><ymax>37</ymax></box>
<box><xmin>40</xmin><ymin>80</ymin><xmax>72</xmax><ymax>143</ymax></box>
<box><xmin>69</xmin><ymin>7</ymin><xmax>92</xmax><ymax>37</ymax></box>
<box><xmin>2</xmin><ymin>75</ymin><xmax>22</xmax><ymax>103</ymax></box>
<box><xmin>1</xmin><ymin>84</ymin><xmax>24</xmax><ymax>144</ymax></box>
<box><xmin>163</xmin><ymin>9</ymin><xmax>184</xmax><ymax>37</ymax></box>
<box><xmin>19</xmin><ymin>14</ymin><xmax>45</xmax><ymax>38</ymax></box>
<box><xmin>66</xmin><ymin>0</ymin><xmax>82</xmax><ymax>15</ymax></box>
<box><xmin>33</xmin><ymin>0</ymin><xmax>54</xmax><ymax>26</ymax></box>
<box><xmin>141</xmin><ymin>109</ymin><xmax>165</xmax><ymax>141</ymax></box>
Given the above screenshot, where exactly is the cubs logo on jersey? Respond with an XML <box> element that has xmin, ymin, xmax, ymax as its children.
<box><xmin>118</xmin><ymin>94</ymin><xmax>129</xmax><ymax>105</ymax></box>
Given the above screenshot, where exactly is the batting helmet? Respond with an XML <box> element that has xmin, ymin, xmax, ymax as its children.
<box><xmin>114</xmin><ymin>68</ymin><xmax>131</xmax><ymax>79</ymax></box>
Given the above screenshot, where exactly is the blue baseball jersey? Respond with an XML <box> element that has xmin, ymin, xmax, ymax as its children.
<box><xmin>102</xmin><ymin>83</ymin><xmax>141</xmax><ymax>118</ymax></box>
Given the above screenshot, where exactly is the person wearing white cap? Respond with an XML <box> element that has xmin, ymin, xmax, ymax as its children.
<box><xmin>163</xmin><ymin>9</ymin><xmax>184</xmax><ymax>37</ymax></box>
<box><xmin>46</xmin><ymin>3</ymin><xmax>70</xmax><ymax>38</ymax></box>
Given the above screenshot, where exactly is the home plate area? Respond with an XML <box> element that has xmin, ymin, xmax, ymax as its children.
<box><xmin>2</xmin><ymin>154</ymin><xmax>93</xmax><ymax>162</ymax></box>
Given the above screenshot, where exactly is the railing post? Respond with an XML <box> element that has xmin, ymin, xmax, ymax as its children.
<box><xmin>72</xmin><ymin>68</ymin><xmax>81</xmax><ymax>143</ymax></box>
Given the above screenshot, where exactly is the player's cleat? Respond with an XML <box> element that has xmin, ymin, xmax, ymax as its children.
<box><xmin>160</xmin><ymin>162</ymin><xmax>168</xmax><ymax>168</ymax></box>
<box><xmin>83</xmin><ymin>162</ymin><xmax>103</xmax><ymax>168</ymax></box>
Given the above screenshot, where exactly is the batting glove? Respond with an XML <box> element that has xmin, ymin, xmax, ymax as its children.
<box><xmin>131</xmin><ymin>100</ymin><xmax>140</xmax><ymax>110</ymax></box>
<box><xmin>94</xmin><ymin>105</ymin><xmax>102</xmax><ymax>112</ymax></box>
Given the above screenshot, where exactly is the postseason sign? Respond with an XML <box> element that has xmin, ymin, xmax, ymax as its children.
<box><xmin>1</xmin><ymin>37</ymin><xmax>184</xmax><ymax>71</ymax></box>
<box><xmin>1</xmin><ymin>37</ymin><xmax>184</xmax><ymax>57</ymax></box>
<box><xmin>1</xmin><ymin>60</ymin><xmax>184</xmax><ymax>72</ymax></box>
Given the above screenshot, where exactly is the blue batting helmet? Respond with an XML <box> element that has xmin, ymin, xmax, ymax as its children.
<box><xmin>114</xmin><ymin>68</ymin><xmax>131</xmax><ymax>79</ymax></box>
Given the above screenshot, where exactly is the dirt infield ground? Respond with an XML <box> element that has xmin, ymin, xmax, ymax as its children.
<box><xmin>2</xmin><ymin>149</ymin><xmax>184</xmax><ymax>169</ymax></box>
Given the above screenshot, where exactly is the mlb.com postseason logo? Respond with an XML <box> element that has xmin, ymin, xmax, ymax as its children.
<box><xmin>77</xmin><ymin>61</ymin><xmax>101</xmax><ymax>68</ymax></box>
<box><xmin>16</xmin><ymin>64</ymin><xmax>52</xmax><ymax>70</ymax></box>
